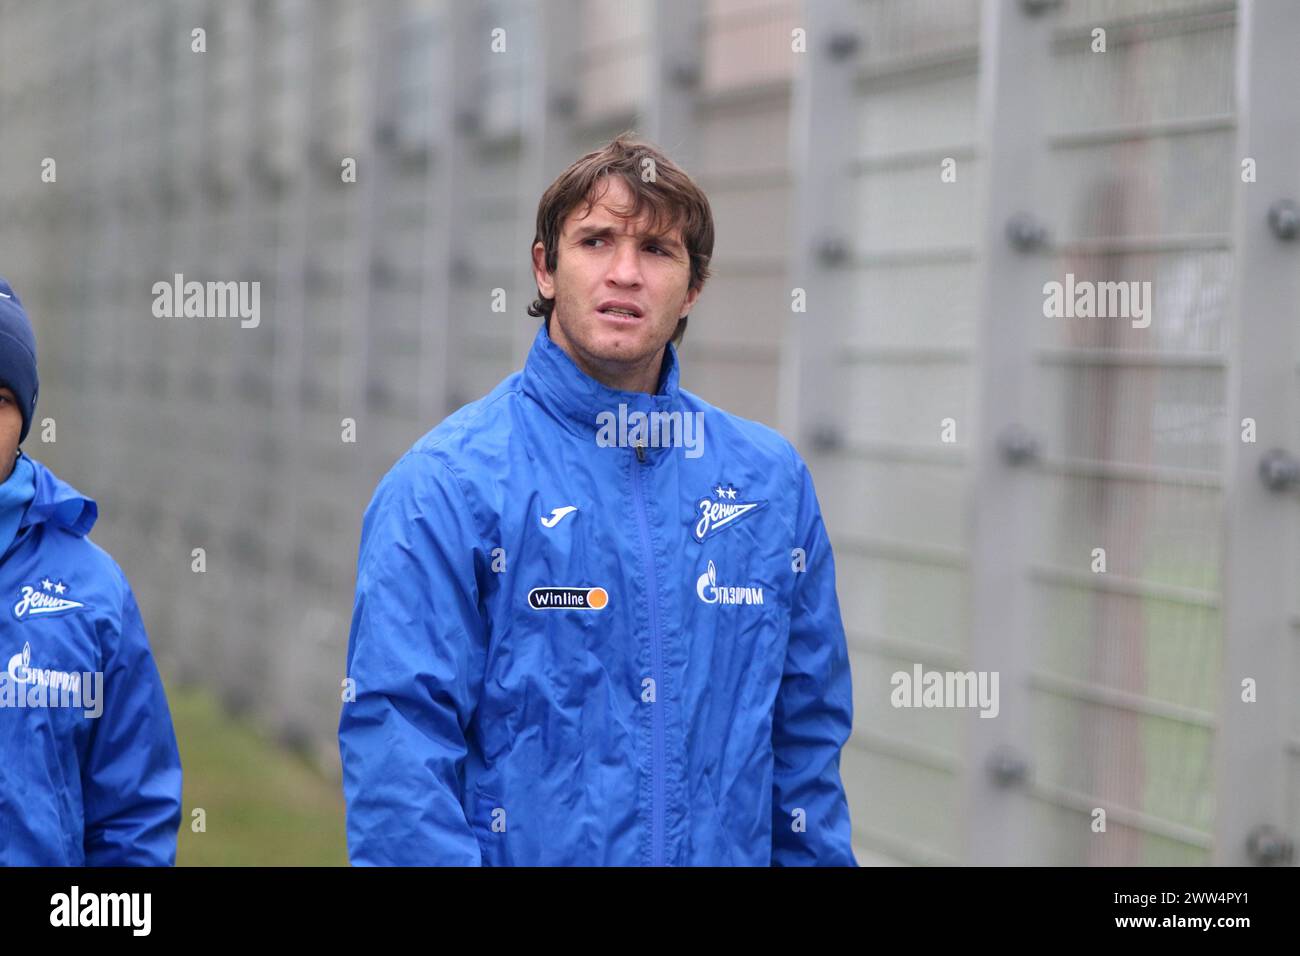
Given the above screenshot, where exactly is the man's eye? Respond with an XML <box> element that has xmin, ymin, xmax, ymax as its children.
<box><xmin>582</xmin><ymin>237</ymin><xmax>669</xmax><ymax>254</ymax></box>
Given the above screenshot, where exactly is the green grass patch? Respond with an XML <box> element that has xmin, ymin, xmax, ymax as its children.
<box><xmin>170</xmin><ymin>685</ymin><xmax>349</xmax><ymax>866</ymax></box>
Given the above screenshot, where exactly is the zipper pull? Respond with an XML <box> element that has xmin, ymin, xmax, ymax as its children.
<box><xmin>634</xmin><ymin>441</ymin><xmax>646</xmax><ymax>463</ymax></box>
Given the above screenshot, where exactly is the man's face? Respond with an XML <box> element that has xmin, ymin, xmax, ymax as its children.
<box><xmin>0</xmin><ymin>387</ymin><xmax>21</xmax><ymax>483</ymax></box>
<box><xmin>532</xmin><ymin>175</ymin><xmax>701</xmax><ymax>390</ymax></box>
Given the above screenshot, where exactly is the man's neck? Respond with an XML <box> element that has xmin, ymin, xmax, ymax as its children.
<box><xmin>549</xmin><ymin>320</ymin><xmax>665</xmax><ymax>395</ymax></box>
<box><xmin>572</xmin><ymin>350</ymin><xmax>663</xmax><ymax>395</ymax></box>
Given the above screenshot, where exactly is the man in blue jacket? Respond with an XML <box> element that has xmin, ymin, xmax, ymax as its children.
<box><xmin>0</xmin><ymin>277</ymin><xmax>182</xmax><ymax>865</ymax></box>
<box><xmin>340</xmin><ymin>134</ymin><xmax>856</xmax><ymax>866</ymax></box>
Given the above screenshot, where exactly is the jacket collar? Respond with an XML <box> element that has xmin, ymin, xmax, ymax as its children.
<box><xmin>521</xmin><ymin>320</ymin><xmax>683</xmax><ymax>440</ymax></box>
<box><xmin>19</xmin><ymin>452</ymin><xmax>97</xmax><ymax>537</ymax></box>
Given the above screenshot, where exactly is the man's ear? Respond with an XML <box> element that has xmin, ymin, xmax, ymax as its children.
<box><xmin>532</xmin><ymin>241</ymin><xmax>555</xmax><ymax>298</ymax></box>
<box><xmin>680</xmin><ymin>283</ymin><xmax>702</xmax><ymax>317</ymax></box>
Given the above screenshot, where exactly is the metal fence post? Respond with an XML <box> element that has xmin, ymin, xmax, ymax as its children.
<box><xmin>963</xmin><ymin>0</ymin><xmax>1059</xmax><ymax>865</ymax></box>
<box><xmin>1215</xmin><ymin>0</ymin><xmax>1300</xmax><ymax>867</ymax></box>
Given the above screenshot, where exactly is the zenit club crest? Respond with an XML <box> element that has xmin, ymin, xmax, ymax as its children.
<box><xmin>693</xmin><ymin>484</ymin><xmax>766</xmax><ymax>542</ymax></box>
<box><xmin>13</xmin><ymin>578</ymin><xmax>85</xmax><ymax>620</ymax></box>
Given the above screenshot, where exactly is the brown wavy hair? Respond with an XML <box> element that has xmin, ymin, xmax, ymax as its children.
<box><xmin>528</xmin><ymin>132</ymin><xmax>714</xmax><ymax>347</ymax></box>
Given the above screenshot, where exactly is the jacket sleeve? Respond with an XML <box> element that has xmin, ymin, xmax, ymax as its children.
<box><xmin>81</xmin><ymin>578</ymin><xmax>183</xmax><ymax>866</ymax></box>
<box><xmin>339</xmin><ymin>451</ymin><xmax>490</xmax><ymax>866</ymax></box>
<box><xmin>771</xmin><ymin>446</ymin><xmax>857</xmax><ymax>866</ymax></box>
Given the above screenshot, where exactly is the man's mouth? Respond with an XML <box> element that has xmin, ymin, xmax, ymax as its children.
<box><xmin>597</xmin><ymin>301</ymin><xmax>644</xmax><ymax>319</ymax></box>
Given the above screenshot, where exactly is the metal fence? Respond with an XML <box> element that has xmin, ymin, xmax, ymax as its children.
<box><xmin>1</xmin><ymin>0</ymin><xmax>1297</xmax><ymax>866</ymax></box>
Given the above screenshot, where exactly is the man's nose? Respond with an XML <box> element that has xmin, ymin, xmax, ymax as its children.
<box><xmin>606</xmin><ymin>240</ymin><xmax>643</xmax><ymax>284</ymax></box>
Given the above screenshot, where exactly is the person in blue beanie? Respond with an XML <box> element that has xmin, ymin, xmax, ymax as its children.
<box><xmin>0</xmin><ymin>276</ymin><xmax>183</xmax><ymax>865</ymax></box>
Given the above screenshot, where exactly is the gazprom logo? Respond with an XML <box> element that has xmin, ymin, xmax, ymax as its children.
<box><xmin>695</xmin><ymin>561</ymin><xmax>764</xmax><ymax>605</ymax></box>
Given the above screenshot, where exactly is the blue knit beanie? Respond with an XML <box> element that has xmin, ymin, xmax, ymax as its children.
<box><xmin>0</xmin><ymin>277</ymin><xmax>39</xmax><ymax>444</ymax></box>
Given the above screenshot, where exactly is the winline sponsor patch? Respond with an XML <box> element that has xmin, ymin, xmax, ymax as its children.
<box><xmin>528</xmin><ymin>586</ymin><xmax>609</xmax><ymax>610</ymax></box>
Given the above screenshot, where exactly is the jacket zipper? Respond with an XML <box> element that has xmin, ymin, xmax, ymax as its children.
<box><xmin>630</xmin><ymin>438</ymin><xmax>666</xmax><ymax>865</ymax></box>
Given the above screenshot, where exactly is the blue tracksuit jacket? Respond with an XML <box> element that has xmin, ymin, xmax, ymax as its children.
<box><xmin>340</xmin><ymin>322</ymin><xmax>856</xmax><ymax>866</ymax></box>
<box><xmin>0</xmin><ymin>453</ymin><xmax>182</xmax><ymax>865</ymax></box>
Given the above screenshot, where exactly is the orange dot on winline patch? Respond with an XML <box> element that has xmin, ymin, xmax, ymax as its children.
<box><xmin>587</xmin><ymin>587</ymin><xmax>608</xmax><ymax>609</ymax></box>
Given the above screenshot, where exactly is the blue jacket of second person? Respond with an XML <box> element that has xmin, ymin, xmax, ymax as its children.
<box><xmin>0</xmin><ymin>453</ymin><xmax>182</xmax><ymax>865</ymax></box>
